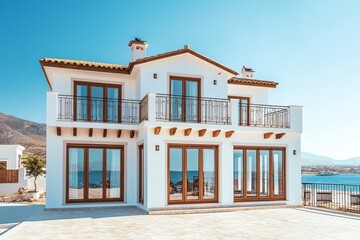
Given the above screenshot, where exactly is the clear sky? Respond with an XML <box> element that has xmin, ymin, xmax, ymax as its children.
<box><xmin>0</xmin><ymin>0</ymin><xmax>359</xmax><ymax>159</ymax></box>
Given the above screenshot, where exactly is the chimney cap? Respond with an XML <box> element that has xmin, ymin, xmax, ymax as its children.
<box><xmin>242</xmin><ymin>65</ymin><xmax>255</xmax><ymax>72</ymax></box>
<box><xmin>128</xmin><ymin>38</ymin><xmax>147</xmax><ymax>47</ymax></box>
<box><xmin>184</xmin><ymin>44</ymin><xmax>190</xmax><ymax>49</ymax></box>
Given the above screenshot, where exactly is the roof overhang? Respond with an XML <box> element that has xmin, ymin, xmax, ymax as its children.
<box><xmin>228</xmin><ymin>77</ymin><xmax>278</xmax><ymax>88</ymax></box>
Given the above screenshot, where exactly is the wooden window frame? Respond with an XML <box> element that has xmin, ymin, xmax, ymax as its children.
<box><xmin>0</xmin><ymin>161</ymin><xmax>7</xmax><ymax>171</ymax></box>
<box><xmin>74</xmin><ymin>81</ymin><xmax>122</xmax><ymax>123</ymax></box>
<box><xmin>138</xmin><ymin>144</ymin><xmax>144</xmax><ymax>204</ymax></box>
<box><xmin>167</xmin><ymin>144</ymin><xmax>218</xmax><ymax>204</ymax></box>
<box><xmin>233</xmin><ymin>146</ymin><xmax>286</xmax><ymax>202</ymax></box>
<box><xmin>228</xmin><ymin>96</ymin><xmax>250</xmax><ymax>126</ymax></box>
<box><xmin>169</xmin><ymin>76</ymin><xmax>201</xmax><ymax>123</ymax></box>
<box><xmin>66</xmin><ymin>144</ymin><xmax>124</xmax><ymax>203</ymax></box>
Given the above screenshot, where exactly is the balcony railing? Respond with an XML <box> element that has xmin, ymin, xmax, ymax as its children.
<box><xmin>156</xmin><ymin>94</ymin><xmax>230</xmax><ymax>124</ymax></box>
<box><xmin>302</xmin><ymin>183</ymin><xmax>360</xmax><ymax>214</ymax></box>
<box><xmin>139</xmin><ymin>94</ymin><xmax>149</xmax><ymax>122</ymax></box>
<box><xmin>58</xmin><ymin>95</ymin><xmax>141</xmax><ymax>124</ymax></box>
<box><xmin>240</xmin><ymin>103</ymin><xmax>290</xmax><ymax>128</ymax></box>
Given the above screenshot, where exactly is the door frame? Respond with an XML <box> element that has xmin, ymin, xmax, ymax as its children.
<box><xmin>169</xmin><ymin>76</ymin><xmax>201</xmax><ymax>122</ymax></box>
<box><xmin>167</xmin><ymin>144</ymin><xmax>218</xmax><ymax>204</ymax></box>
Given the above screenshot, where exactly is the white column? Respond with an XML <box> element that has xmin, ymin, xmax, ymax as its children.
<box><xmin>220</xmin><ymin>141</ymin><xmax>234</xmax><ymax>204</ymax></box>
<box><xmin>230</xmin><ymin>98</ymin><xmax>239</xmax><ymax>128</ymax></box>
<box><xmin>147</xmin><ymin>92</ymin><xmax>156</xmax><ymax>124</ymax></box>
<box><xmin>46</xmin><ymin>91</ymin><xmax>59</xmax><ymax>127</ymax></box>
<box><xmin>289</xmin><ymin>105</ymin><xmax>303</xmax><ymax>133</ymax></box>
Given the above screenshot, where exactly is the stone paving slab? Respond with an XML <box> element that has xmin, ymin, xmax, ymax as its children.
<box><xmin>1</xmin><ymin>204</ymin><xmax>360</xmax><ymax>239</ymax></box>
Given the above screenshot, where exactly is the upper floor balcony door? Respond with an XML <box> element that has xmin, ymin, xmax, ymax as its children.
<box><xmin>170</xmin><ymin>76</ymin><xmax>200</xmax><ymax>123</ymax></box>
<box><xmin>74</xmin><ymin>82</ymin><xmax>121</xmax><ymax>123</ymax></box>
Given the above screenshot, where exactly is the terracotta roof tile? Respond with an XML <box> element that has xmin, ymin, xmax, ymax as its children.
<box><xmin>228</xmin><ymin>77</ymin><xmax>278</xmax><ymax>88</ymax></box>
<box><xmin>41</xmin><ymin>58</ymin><xmax>128</xmax><ymax>71</ymax></box>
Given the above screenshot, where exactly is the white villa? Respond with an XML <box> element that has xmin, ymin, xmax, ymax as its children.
<box><xmin>0</xmin><ymin>145</ymin><xmax>46</xmax><ymax>195</ymax></box>
<box><xmin>41</xmin><ymin>38</ymin><xmax>302</xmax><ymax>210</ymax></box>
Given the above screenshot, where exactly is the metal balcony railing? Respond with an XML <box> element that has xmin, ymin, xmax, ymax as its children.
<box><xmin>57</xmin><ymin>95</ymin><xmax>143</xmax><ymax>124</ymax></box>
<box><xmin>155</xmin><ymin>94</ymin><xmax>230</xmax><ymax>124</ymax></box>
<box><xmin>302</xmin><ymin>183</ymin><xmax>360</xmax><ymax>214</ymax></box>
<box><xmin>240</xmin><ymin>103</ymin><xmax>290</xmax><ymax>128</ymax></box>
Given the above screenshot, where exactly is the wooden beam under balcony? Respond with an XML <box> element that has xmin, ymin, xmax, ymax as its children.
<box><xmin>130</xmin><ymin>130</ymin><xmax>135</xmax><ymax>138</ymax></box>
<box><xmin>73</xmin><ymin>128</ymin><xmax>77</xmax><ymax>137</ymax></box>
<box><xmin>117</xmin><ymin>130</ymin><xmax>122</xmax><ymax>138</ymax></box>
<box><xmin>199</xmin><ymin>129</ymin><xmax>207</xmax><ymax>137</ymax></box>
<box><xmin>225</xmin><ymin>130</ymin><xmax>234</xmax><ymax>138</ymax></box>
<box><xmin>184</xmin><ymin>128</ymin><xmax>192</xmax><ymax>136</ymax></box>
<box><xmin>89</xmin><ymin>128</ymin><xmax>93</xmax><ymax>137</ymax></box>
<box><xmin>169</xmin><ymin>127</ymin><xmax>177</xmax><ymax>136</ymax></box>
<box><xmin>56</xmin><ymin>127</ymin><xmax>61</xmax><ymax>136</ymax></box>
<box><xmin>154</xmin><ymin>127</ymin><xmax>161</xmax><ymax>135</ymax></box>
<box><xmin>213</xmin><ymin>130</ymin><xmax>221</xmax><ymax>137</ymax></box>
<box><xmin>103</xmin><ymin>129</ymin><xmax>107</xmax><ymax>138</ymax></box>
<box><xmin>276</xmin><ymin>133</ymin><xmax>286</xmax><ymax>139</ymax></box>
<box><xmin>264</xmin><ymin>132</ymin><xmax>273</xmax><ymax>139</ymax></box>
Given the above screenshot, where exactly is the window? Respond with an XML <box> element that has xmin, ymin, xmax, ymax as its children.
<box><xmin>168</xmin><ymin>144</ymin><xmax>218</xmax><ymax>204</ymax></box>
<box><xmin>0</xmin><ymin>161</ymin><xmax>7</xmax><ymax>170</ymax></box>
<box><xmin>74</xmin><ymin>82</ymin><xmax>122</xmax><ymax>123</ymax></box>
<box><xmin>228</xmin><ymin>96</ymin><xmax>250</xmax><ymax>126</ymax></box>
<box><xmin>233</xmin><ymin>147</ymin><xmax>285</xmax><ymax>201</ymax></box>
<box><xmin>66</xmin><ymin>144</ymin><xmax>124</xmax><ymax>203</ymax></box>
<box><xmin>169</xmin><ymin>76</ymin><xmax>201</xmax><ymax>122</ymax></box>
<box><xmin>138</xmin><ymin>145</ymin><xmax>144</xmax><ymax>204</ymax></box>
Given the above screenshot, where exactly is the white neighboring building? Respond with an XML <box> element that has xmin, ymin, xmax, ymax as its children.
<box><xmin>0</xmin><ymin>145</ymin><xmax>46</xmax><ymax>195</ymax></box>
<box><xmin>41</xmin><ymin>39</ymin><xmax>302</xmax><ymax>210</ymax></box>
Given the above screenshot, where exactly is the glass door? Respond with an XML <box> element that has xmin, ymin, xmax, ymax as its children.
<box><xmin>170</xmin><ymin>77</ymin><xmax>200</xmax><ymax>122</ymax></box>
<box><xmin>107</xmin><ymin>87</ymin><xmax>119</xmax><ymax>123</ymax></box>
<box><xmin>75</xmin><ymin>84</ymin><xmax>88</xmax><ymax>121</ymax></box>
<box><xmin>91</xmin><ymin>86</ymin><xmax>104</xmax><ymax>122</ymax></box>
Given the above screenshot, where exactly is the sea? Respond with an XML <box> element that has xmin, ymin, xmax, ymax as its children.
<box><xmin>302</xmin><ymin>174</ymin><xmax>360</xmax><ymax>185</ymax></box>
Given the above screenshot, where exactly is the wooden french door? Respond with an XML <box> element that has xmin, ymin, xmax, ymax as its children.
<box><xmin>168</xmin><ymin>144</ymin><xmax>218</xmax><ymax>204</ymax></box>
<box><xmin>74</xmin><ymin>82</ymin><xmax>122</xmax><ymax>123</ymax></box>
<box><xmin>138</xmin><ymin>145</ymin><xmax>144</xmax><ymax>204</ymax></box>
<box><xmin>229</xmin><ymin>96</ymin><xmax>250</xmax><ymax>126</ymax></box>
<box><xmin>169</xmin><ymin>76</ymin><xmax>201</xmax><ymax>122</ymax></box>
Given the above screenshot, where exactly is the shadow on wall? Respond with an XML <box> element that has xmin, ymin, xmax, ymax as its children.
<box><xmin>0</xmin><ymin>205</ymin><xmax>147</xmax><ymax>225</ymax></box>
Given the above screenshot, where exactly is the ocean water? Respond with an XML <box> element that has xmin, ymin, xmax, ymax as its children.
<box><xmin>302</xmin><ymin>174</ymin><xmax>360</xmax><ymax>185</ymax></box>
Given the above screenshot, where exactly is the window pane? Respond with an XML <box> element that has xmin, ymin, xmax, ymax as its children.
<box><xmin>91</xmin><ymin>86</ymin><xmax>104</xmax><ymax>122</ymax></box>
<box><xmin>185</xmin><ymin>81</ymin><xmax>198</xmax><ymax>122</ymax></box>
<box><xmin>203</xmin><ymin>149</ymin><xmax>215</xmax><ymax>200</ymax></box>
<box><xmin>246</xmin><ymin>150</ymin><xmax>257</xmax><ymax>197</ymax></box>
<box><xmin>273</xmin><ymin>150</ymin><xmax>284</xmax><ymax>196</ymax></box>
<box><xmin>260</xmin><ymin>150</ymin><xmax>270</xmax><ymax>196</ymax></box>
<box><xmin>240</xmin><ymin>99</ymin><xmax>249</xmax><ymax>125</ymax></box>
<box><xmin>186</xmin><ymin>149</ymin><xmax>199</xmax><ymax>200</ymax></box>
<box><xmin>138</xmin><ymin>146</ymin><xmax>144</xmax><ymax>203</ymax></box>
<box><xmin>169</xmin><ymin>148</ymin><xmax>183</xmax><ymax>201</ymax></box>
<box><xmin>76</xmin><ymin>85</ymin><xmax>88</xmax><ymax>121</ymax></box>
<box><xmin>68</xmin><ymin>148</ymin><xmax>84</xmax><ymax>200</ymax></box>
<box><xmin>88</xmin><ymin>148</ymin><xmax>103</xmax><ymax>199</ymax></box>
<box><xmin>106</xmin><ymin>149</ymin><xmax>121</xmax><ymax>199</ymax></box>
<box><xmin>170</xmin><ymin>80</ymin><xmax>183</xmax><ymax>121</ymax></box>
<box><xmin>107</xmin><ymin>87</ymin><xmax>119</xmax><ymax>122</ymax></box>
<box><xmin>233</xmin><ymin>149</ymin><xmax>244</xmax><ymax>198</ymax></box>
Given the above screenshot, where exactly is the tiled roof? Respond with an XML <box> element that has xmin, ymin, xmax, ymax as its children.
<box><xmin>41</xmin><ymin>58</ymin><xmax>128</xmax><ymax>73</ymax></box>
<box><xmin>228</xmin><ymin>77</ymin><xmax>278</xmax><ymax>88</ymax></box>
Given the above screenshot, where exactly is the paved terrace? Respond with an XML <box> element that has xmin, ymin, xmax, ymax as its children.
<box><xmin>1</xmin><ymin>204</ymin><xmax>360</xmax><ymax>239</ymax></box>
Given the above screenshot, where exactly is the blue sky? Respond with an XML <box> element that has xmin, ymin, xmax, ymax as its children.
<box><xmin>0</xmin><ymin>0</ymin><xmax>359</xmax><ymax>159</ymax></box>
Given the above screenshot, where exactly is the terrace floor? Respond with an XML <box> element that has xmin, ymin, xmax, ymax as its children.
<box><xmin>1</xmin><ymin>203</ymin><xmax>360</xmax><ymax>239</ymax></box>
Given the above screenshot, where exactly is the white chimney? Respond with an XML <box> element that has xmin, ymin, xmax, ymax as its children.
<box><xmin>128</xmin><ymin>38</ymin><xmax>148</xmax><ymax>62</ymax></box>
<box><xmin>241</xmin><ymin>65</ymin><xmax>255</xmax><ymax>79</ymax></box>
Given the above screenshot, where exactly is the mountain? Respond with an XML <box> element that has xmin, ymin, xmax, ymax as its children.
<box><xmin>0</xmin><ymin>112</ymin><xmax>46</xmax><ymax>159</ymax></box>
<box><xmin>302</xmin><ymin>152</ymin><xmax>360</xmax><ymax>166</ymax></box>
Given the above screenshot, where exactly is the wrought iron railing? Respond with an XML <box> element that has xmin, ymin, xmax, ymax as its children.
<box><xmin>156</xmin><ymin>94</ymin><xmax>230</xmax><ymax>124</ymax></box>
<box><xmin>302</xmin><ymin>183</ymin><xmax>360</xmax><ymax>214</ymax></box>
<box><xmin>239</xmin><ymin>103</ymin><xmax>290</xmax><ymax>128</ymax></box>
<box><xmin>58</xmin><ymin>95</ymin><xmax>142</xmax><ymax>124</ymax></box>
<box><xmin>139</xmin><ymin>94</ymin><xmax>149</xmax><ymax>122</ymax></box>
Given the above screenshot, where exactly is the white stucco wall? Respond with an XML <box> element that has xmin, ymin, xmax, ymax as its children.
<box><xmin>228</xmin><ymin>84</ymin><xmax>270</xmax><ymax>104</ymax></box>
<box><xmin>0</xmin><ymin>145</ymin><xmax>24</xmax><ymax>169</ymax></box>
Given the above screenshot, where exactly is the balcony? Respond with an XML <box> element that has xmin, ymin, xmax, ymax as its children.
<box><xmin>155</xmin><ymin>94</ymin><xmax>230</xmax><ymax>124</ymax></box>
<box><xmin>50</xmin><ymin>93</ymin><xmax>300</xmax><ymax>131</ymax></box>
<box><xmin>57</xmin><ymin>95</ymin><xmax>145</xmax><ymax>124</ymax></box>
<box><xmin>239</xmin><ymin>103</ymin><xmax>290</xmax><ymax>128</ymax></box>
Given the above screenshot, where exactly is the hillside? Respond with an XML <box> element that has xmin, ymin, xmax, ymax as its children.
<box><xmin>301</xmin><ymin>152</ymin><xmax>360</xmax><ymax>166</ymax></box>
<box><xmin>0</xmin><ymin>113</ymin><xmax>46</xmax><ymax>159</ymax></box>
